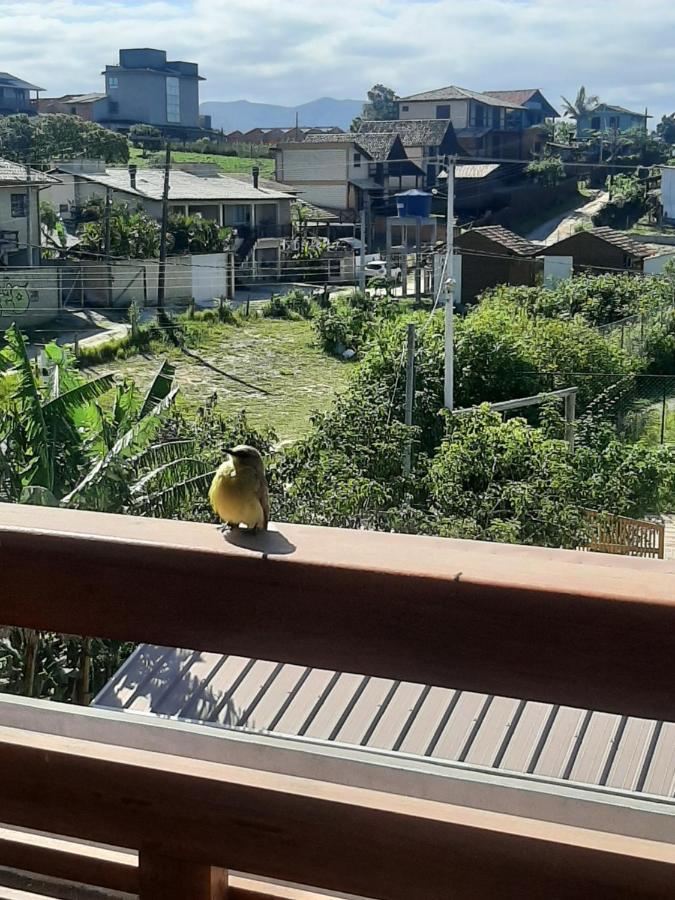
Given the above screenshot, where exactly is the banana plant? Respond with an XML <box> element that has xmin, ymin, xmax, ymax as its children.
<box><xmin>0</xmin><ymin>327</ymin><xmax>215</xmax><ymax>703</ymax></box>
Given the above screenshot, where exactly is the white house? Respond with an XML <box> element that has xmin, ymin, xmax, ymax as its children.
<box><xmin>47</xmin><ymin>160</ymin><xmax>294</xmax><ymax>278</ymax></box>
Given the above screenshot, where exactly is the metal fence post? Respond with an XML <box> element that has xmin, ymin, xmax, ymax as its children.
<box><xmin>660</xmin><ymin>383</ymin><xmax>667</xmax><ymax>445</ymax></box>
<box><xmin>565</xmin><ymin>390</ymin><xmax>576</xmax><ymax>452</ymax></box>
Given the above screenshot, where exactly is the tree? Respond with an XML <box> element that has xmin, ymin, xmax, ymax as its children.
<box><xmin>561</xmin><ymin>86</ymin><xmax>600</xmax><ymax>121</ymax></box>
<box><xmin>0</xmin><ymin>114</ymin><xmax>128</xmax><ymax>165</ymax></box>
<box><xmin>167</xmin><ymin>214</ymin><xmax>232</xmax><ymax>254</ymax></box>
<box><xmin>351</xmin><ymin>84</ymin><xmax>398</xmax><ymax>131</ymax></box>
<box><xmin>129</xmin><ymin>123</ymin><xmax>163</xmax><ymax>152</ymax></box>
<box><xmin>657</xmin><ymin>114</ymin><xmax>675</xmax><ymax>145</ymax></box>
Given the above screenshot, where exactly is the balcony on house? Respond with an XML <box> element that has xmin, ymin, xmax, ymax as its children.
<box><xmin>0</xmin><ymin>502</ymin><xmax>673</xmax><ymax>899</ymax></box>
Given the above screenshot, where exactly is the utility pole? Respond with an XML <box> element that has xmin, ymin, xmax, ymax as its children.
<box><xmin>157</xmin><ymin>142</ymin><xmax>171</xmax><ymax>310</ymax></box>
<box><xmin>403</xmin><ymin>322</ymin><xmax>416</xmax><ymax>476</ymax></box>
<box><xmin>359</xmin><ymin>205</ymin><xmax>367</xmax><ymax>293</ymax></box>
<box><xmin>444</xmin><ymin>157</ymin><xmax>456</xmax><ymax>410</ymax></box>
<box><xmin>103</xmin><ymin>186</ymin><xmax>113</xmax><ymax>308</ymax></box>
<box><xmin>414</xmin><ymin>216</ymin><xmax>422</xmax><ymax>304</ymax></box>
<box><xmin>25</xmin><ymin>163</ymin><xmax>33</xmax><ymax>267</ymax></box>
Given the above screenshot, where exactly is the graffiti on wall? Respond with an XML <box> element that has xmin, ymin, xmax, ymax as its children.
<box><xmin>0</xmin><ymin>282</ymin><xmax>32</xmax><ymax>316</ymax></box>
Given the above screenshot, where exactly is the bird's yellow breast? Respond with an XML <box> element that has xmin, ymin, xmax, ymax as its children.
<box><xmin>209</xmin><ymin>461</ymin><xmax>264</xmax><ymax>529</ymax></box>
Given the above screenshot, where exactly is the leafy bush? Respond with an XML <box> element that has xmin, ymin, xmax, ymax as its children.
<box><xmin>167</xmin><ymin>214</ymin><xmax>232</xmax><ymax>255</ymax></box>
<box><xmin>485</xmin><ymin>274</ymin><xmax>674</xmax><ymax>327</ymax></box>
<box><xmin>262</xmin><ymin>289</ymin><xmax>314</xmax><ymax>320</ymax></box>
<box><xmin>525</xmin><ymin>156</ymin><xmax>566</xmax><ymax>187</ymax></box>
<box><xmin>593</xmin><ymin>173</ymin><xmax>646</xmax><ymax>228</ymax></box>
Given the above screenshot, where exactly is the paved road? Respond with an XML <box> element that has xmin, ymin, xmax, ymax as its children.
<box><xmin>528</xmin><ymin>191</ymin><xmax>609</xmax><ymax>244</ymax></box>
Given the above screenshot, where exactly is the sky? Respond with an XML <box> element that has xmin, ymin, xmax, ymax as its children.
<box><xmin>1</xmin><ymin>0</ymin><xmax>674</xmax><ymax>121</ymax></box>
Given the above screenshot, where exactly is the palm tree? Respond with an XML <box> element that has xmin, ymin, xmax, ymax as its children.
<box><xmin>560</xmin><ymin>86</ymin><xmax>600</xmax><ymax>121</ymax></box>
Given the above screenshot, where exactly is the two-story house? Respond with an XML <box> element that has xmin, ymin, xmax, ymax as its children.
<box><xmin>273</xmin><ymin>132</ymin><xmax>425</xmax><ymax>222</ymax></box>
<box><xmin>92</xmin><ymin>48</ymin><xmax>205</xmax><ymax>139</ymax></box>
<box><xmin>576</xmin><ymin>104</ymin><xmax>650</xmax><ymax>140</ymax></box>
<box><xmin>397</xmin><ymin>85</ymin><xmax>556</xmax><ymax>159</ymax></box>
<box><xmin>0</xmin><ymin>159</ymin><xmax>54</xmax><ymax>266</ymax></box>
<box><xmin>0</xmin><ymin>72</ymin><xmax>43</xmax><ymax>117</ymax></box>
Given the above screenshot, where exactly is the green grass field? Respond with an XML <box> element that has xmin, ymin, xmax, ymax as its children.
<box><xmin>128</xmin><ymin>147</ymin><xmax>275</xmax><ymax>179</ymax></box>
<box><xmin>81</xmin><ymin>317</ymin><xmax>351</xmax><ymax>441</ymax></box>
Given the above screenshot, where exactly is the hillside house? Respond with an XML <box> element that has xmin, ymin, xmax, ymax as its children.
<box><xmin>0</xmin><ymin>71</ymin><xmax>43</xmax><ymax>117</ymax></box>
<box><xmin>47</xmin><ymin>160</ymin><xmax>293</xmax><ymax>278</ymax></box>
<box><xmin>38</xmin><ymin>93</ymin><xmax>108</xmax><ymax>121</ymax></box>
<box><xmin>540</xmin><ymin>227</ymin><xmax>656</xmax><ymax>273</ymax></box>
<box><xmin>0</xmin><ymin>159</ymin><xmax>61</xmax><ymax>328</ymax></box>
<box><xmin>93</xmin><ymin>48</ymin><xmax>205</xmax><ymax>138</ymax></box>
<box><xmin>397</xmin><ymin>85</ymin><xmax>556</xmax><ymax>159</ymax></box>
<box><xmin>357</xmin><ymin>119</ymin><xmax>462</xmax><ymax>186</ymax></box>
<box><xmin>576</xmin><ymin>104</ymin><xmax>650</xmax><ymax>139</ymax></box>
<box><xmin>273</xmin><ymin>132</ymin><xmax>423</xmax><ymax>220</ymax></box>
<box><xmin>0</xmin><ymin>159</ymin><xmax>55</xmax><ymax>267</ymax></box>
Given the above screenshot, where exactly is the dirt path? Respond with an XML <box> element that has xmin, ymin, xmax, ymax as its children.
<box><xmin>528</xmin><ymin>191</ymin><xmax>609</xmax><ymax>244</ymax></box>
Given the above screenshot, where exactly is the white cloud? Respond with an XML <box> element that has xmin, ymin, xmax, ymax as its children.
<box><xmin>0</xmin><ymin>0</ymin><xmax>674</xmax><ymax>119</ymax></box>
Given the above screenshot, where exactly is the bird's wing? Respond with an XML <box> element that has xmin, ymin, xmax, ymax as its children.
<box><xmin>257</xmin><ymin>474</ymin><xmax>270</xmax><ymax>530</ymax></box>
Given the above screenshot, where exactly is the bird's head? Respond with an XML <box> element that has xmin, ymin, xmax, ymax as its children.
<box><xmin>224</xmin><ymin>444</ymin><xmax>265</xmax><ymax>473</ymax></box>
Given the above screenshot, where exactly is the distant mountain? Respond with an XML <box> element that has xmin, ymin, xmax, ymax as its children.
<box><xmin>200</xmin><ymin>97</ymin><xmax>363</xmax><ymax>133</ymax></box>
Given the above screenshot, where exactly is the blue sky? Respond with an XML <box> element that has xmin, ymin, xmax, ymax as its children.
<box><xmin>1</xmin><ymin>0</ymin><xmax>674</xmax><ymax>121</ymax></box>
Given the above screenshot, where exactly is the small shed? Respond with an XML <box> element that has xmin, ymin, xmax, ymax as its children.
<box><xmin>454</xmin><ymin>225</ymin><xmax>541</xmax><ymax>303</ymax></box>
<box><xmin>540</xmin><ymin>227</ymin><xmax>655</xmax><ymax>274</ymax></box>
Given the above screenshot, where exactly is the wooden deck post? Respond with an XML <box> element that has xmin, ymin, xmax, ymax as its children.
<box><xmin>139</xmin><ymin>851</ymin><xmax>228</xmax><ymax>899</ymax></box>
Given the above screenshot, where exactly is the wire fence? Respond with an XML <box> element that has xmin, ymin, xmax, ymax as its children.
<box><xmin>535</xmin><ymin>372</ymin><xmax>675</xmax><ymax>446</ymax></box>
<box><xmin>595</xmin><ymin>305</ymin><xmax>673</xmax><ymax>359</ymax></box>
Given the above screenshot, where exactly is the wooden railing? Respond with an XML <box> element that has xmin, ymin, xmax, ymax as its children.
<box><xmin>583</xmin><ymin>509</ymin><xmax>666</xmax><ymax>559</ymax></box>
<box><xmin>0</xmin><ymin>502</ymin><xmax>674</xmax><ymax>899</ymax></box>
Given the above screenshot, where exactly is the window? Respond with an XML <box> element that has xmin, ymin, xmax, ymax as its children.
<box><xmin>108</xmin><ymin>76</ymin><xmax>118</xmax><ymax>90</ymax></box>
<box><xmin>609</xmin><ymin>116</ymin><xmax>619</xmax><ymax>129</ymax></box>
<box><xmin>11</xmin><ymin>194</ymin><xmax>27</xmax><ymax>218</ymax></box>
<box><xmin>436</xmin><ymin>105</ymin><xmax>451</xmax><ymax>119</ymax></box>
<box><xmin>474</xmin><ymin>104</ymin><xmax>485</xmax><ymax>127</ymax></box>
<box><xmin>401</xmin><ymin>104</ymin><xmax>409</xmax><ymax>112</ymax></box>
<box><xmin>353</xmin><ymin>152</ymin><xmax>361</xmax><ymax>168</ymax></box>
<box><xmin>591</xmin><ymin>116</ymin><xmax>601</xmax><ymax>130</ymax></box>
<box><xmin>223</xmin><ymin>204</ymin><xmax>251</xmax><ymax>226</ymax></box>
<box><xmin>166</xmin><ymin>76</ymin><xmax>181</xmax><ymax>124</ymax></box>
<box><xmin>492</xmin><ymin>107</ymin><xmax>501</xmax><ymax>128</ymax></box>
<box><xmin>59</xmin><ymin>203</ymin><xmax>69</xmax><ymax>214</ymax></box>
<box><xmin>108</xmin><ymin>100</ymin><xmax>119</xmax><ymax>114</ymax></box>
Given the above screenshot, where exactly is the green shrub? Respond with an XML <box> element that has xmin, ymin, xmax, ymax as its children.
<box><xmin>262</xmin><ymin>290</ymin><xmax>314</xmax><ymax>319</ymax></box>
<box><xmin>314</xmin><ymin>290</ymin><xmax>378</xmax><ymax>353</ymax></box>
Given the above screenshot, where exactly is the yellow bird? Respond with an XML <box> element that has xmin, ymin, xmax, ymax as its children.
<box><xmin>209</xmin><ymin>445</ymin><xmax>269</xmax><ymax>533</ymax></box>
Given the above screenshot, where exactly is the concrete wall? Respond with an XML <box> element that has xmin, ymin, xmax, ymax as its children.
<box><xmin>191</xmin><ymin>253</ymin><xmax>228</xmax><ymax>302</ymax></box>
<box><xmin>643</xmin><ymin>252</ymin><xmax>675</xmax><ymax>275</ymax></box>
<box><xmin>0</xmin><ymin>266</ymin><xmax>60</xmax><ymax>329</ymax></box>
<box><xmin>78</xmin><ymin>254</ymin><xmax>227</xmax><ymax>307</ymax></box>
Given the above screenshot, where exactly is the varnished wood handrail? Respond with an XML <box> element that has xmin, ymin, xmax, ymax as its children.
<box><xmin>0</xmin><ymin>503</ymin><xmax>674</xmax><ymax>719</ymax></box>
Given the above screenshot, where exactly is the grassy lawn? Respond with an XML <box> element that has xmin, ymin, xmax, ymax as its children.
<box><xmin>81</xmin><ymin>317</ymin><xmax>351</xmax><ymax>441</ymax></box>
<box><xmin>128</xmin><ymin>147</ymin><xmax>275</xmax><ymax>179</ymax></box>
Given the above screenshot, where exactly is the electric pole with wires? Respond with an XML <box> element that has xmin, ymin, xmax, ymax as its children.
<box><xmin>444</xmin><ymin>157</ymin><xmax>456</xmax><ymax>410</ymax></box>
<box><xmin>157</xmin><ymin>141</ymin><xmax>172</xmax><ymax>311</ymax></box>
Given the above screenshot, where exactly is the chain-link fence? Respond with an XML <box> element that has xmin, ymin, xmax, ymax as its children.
<box><xmin>595</xmin><ymin>305</ymin><xmax>673</xmax><ymax>359</ymax></box>
<box><xmin>538</xmin><ymin>373</ymin><xmax>675</xmax><ymax>446</ymax></box>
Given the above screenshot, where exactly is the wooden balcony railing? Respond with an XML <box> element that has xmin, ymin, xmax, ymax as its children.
<box><xmin>0</xmin><ymin>502</ymin><xmax>674</xmax><ymax>899</ymax></box>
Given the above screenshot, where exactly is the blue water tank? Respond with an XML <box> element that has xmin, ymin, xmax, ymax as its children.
<box><xmin>395</xmin><ymin>189</ymin><xmax>432</xmax><ymax>218</ymax></box>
